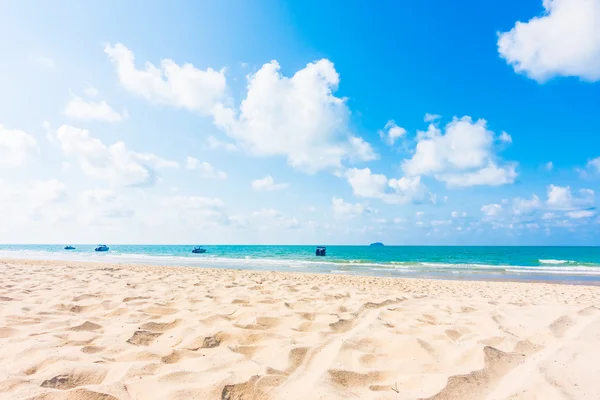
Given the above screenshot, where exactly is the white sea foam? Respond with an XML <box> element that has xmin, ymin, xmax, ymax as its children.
<box><xmin>539</xmin><ymin>259</ymin><xmax>575</xmax><ymax>264</ymax></box>
<box><xmin>1</xmin><ymin>249</ymin><xmax>599</xmax><ymax>278</ymax></box>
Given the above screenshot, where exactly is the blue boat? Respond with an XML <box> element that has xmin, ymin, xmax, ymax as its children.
<box><xmin>192</xmin><ymin>246</ymin><xmax>206</xmax><ymax>254</ymax></box>
<box><xmin>64</xmin><ymin>245</ymin><xmax>75</xmax><ymax>250</ymax></box>
<box><xmin>315</xmin><ymin>246</ymin><xmax>326</xmax><ymax>256</ymax></box>
<box><xmin>95</xmin><ymin>245</ymin><xmax>109</xmax><ymax>252</ymax></box>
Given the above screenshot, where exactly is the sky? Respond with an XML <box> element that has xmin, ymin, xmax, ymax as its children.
<box><xmin>0</xmin><ymin>0</ymin><xmax>599</xmax><ymax>245</ymax></box>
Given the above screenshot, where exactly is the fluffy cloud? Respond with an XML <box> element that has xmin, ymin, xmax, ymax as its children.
<box><xmin>332</xmin><ymin>197</ymin><xmax>367</xmax><ymax>218</ymax></box>
<box><xmin>498</xmin><ymin>0</ymin><xmax>600</xmax><ymax>82</ymax></box>
<box><xmin>513</xmin><ymin>195</ymin><xmax>542</xmax><ymax>215</ymax></box>
<box><xmin>31</xmin><ymin>179</ymin><xmax>68</xmax><ymax>203</ymax></box>
<box><xmin>545</xmin><ymin>161</ymin><xmax>554</xmax><ymax>171</ymax></box>
<box><xmin>481</xmin><ymin>203</ymin><xmax>503</xmax><ymax>217</ymax></box>
<box><xmin>0</xmin><ymin>124</ymin><xmax>38</xmax><ymax>166</ymax></box>
<box><xmin>249</xmin><ymin>209</ymin><xmax>300</xmax><ymax>229</ymax></box>
<box><xmin>82</xmin><ymin>189</ymin><xmax>133</xmax><ymax>219</ymax></box>
<box><xmin>106</xmin><ymin>45</ymin><xmax>376</xmax><ymax>173</ymax></box>
<box><xmin>379</xmin><ymin>120</ymin><xmax>406</xmax><ymax>146</ymax></box>
<box><xmin>499</xmin><ymin>131</ymin><xmax>512</xmax><ymax>143</ymax></box>
<box><xmin>567</xmin><ymin>210</ymin><xmax>596</xmax><ymax>219</ymax></box>
<box><xmin>52</xmin><ymin>124</ymin><xmax>178</xmax><ymax>186</ymax></box>
<box><xmin>424</xmin><ymin>113</ymin><xmax>441</xmax><ymax>122</ymax></box>
<box><xmin>402</xmin><ymin>117</ymin><xmax>517</xmax><ymax>187</ymax></box>
<box><xmin>546</xmin><ymin>184</ymin><xmax>595</xmax><ymax>210</ymax></box>
<box><xmin>251</xmin><ymin>175</ymin><xmax>288</xmax><ymax>191</ymax></box>
<box><xmin>587</xmin><ymin>157</ymin><xmax>600</xmax><ymax>172</ymax></box>
<box><xmin>105</xmin><ymin>43</ymin><xmax>227</xmax><ymax>114</ymax></box>
<box><xmin>451</xmin><ymin>211</ymin><xmax>467</xmax><ymax>218</ymax></box>
<box><xmin>186</xmin><ymin>157</ymin><xmax>227</xmax><ymax>179</ymax></box>
<box><xmin>212</xmin><ymin>59</ymin><xmax>376</xmax><ymax>173</ymax></box>
<box><xmin>65</xmin><ymin>96</ymin><xmax>126</xmax><ymax>122</ymax></box>
<box><xmin>161</xmin><ymin>195</ymin><xmax>230</xmax><ymax>225</ymax></box>
<box><xmin>345</xmin><ymin>167</ymin><xmax>428</xmax><ymax>205</ymax></box>
<box><xmin>207</xmin><ymin>135</ymin><xmax>238</xmax><ymax>152</ymax></box>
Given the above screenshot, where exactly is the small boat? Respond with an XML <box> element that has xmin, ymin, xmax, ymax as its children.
<box><xmin>315</xmin><ymin>246</ymin><xmax>326</xmax><ymax>256</ymax></box>
<box><xmin>192</xmin><ymin>246</ymin><xmax>206</xmax><ymax>254</ymax></box>
<box><xmin>64</xmin><ymin>245</ymin><xmax>75</xmax><ymax>250</ymax></box>
<box><xmin>95</xmin><ymin>245</ymin><xmax>109</xmax><ymax>252</ymax></box>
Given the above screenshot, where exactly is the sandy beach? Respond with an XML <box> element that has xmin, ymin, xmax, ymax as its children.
<box><xmin>1</xmin><ymin>258</ymin><xmax>599</xmax><ymax>399</ymax></box>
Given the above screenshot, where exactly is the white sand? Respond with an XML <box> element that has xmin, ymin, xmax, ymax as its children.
<box><xmin>1</xmin><ymin>258</ymin><xmax>599</xmax><ymax>399</ymax></box>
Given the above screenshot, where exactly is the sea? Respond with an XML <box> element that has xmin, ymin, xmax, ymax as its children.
<box><xmin>1</xmin><ymin>245</ymin><xmax>600</xmax><ymax>284</ymax></box>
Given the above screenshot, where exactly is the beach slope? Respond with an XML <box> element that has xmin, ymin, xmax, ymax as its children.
<box><xmin>1</xmin><ymin>259</ymin><xmax>599</xmax><ymax>399</ymax></box>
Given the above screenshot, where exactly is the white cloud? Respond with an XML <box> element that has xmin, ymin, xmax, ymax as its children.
<box><xmin>424</xmin><ymin>113</ymin><xmax>441</xmax><ymax>122</ymax></box>
<box><xmin>106</xmin><ymin>45</ymin><xmax>376</xmax><ymax>173</ymax></box>
<box><xmin>542</xmin><ymin>212</ymin><xmax>558</xmax><ymax>220</ymax></box>
<box><xmin>105</xmin><ymin>43</ymin><xmax>227</xmax><ymax>115</ymax></box>
<box><xmin>587</xmin><ymin>157</ymin><xmax>600</xmax><ymax>172</ymax></box>
<box><xmin>84</xmin><ymin>86</ymin><xmax>99</xmax><ymax>97</ymax></box>
<box><xmin>31</xmin><ymin>179</ymin><xmax>68</xmax><ymax>203</ymax></box>
<box><xmin>402</xmin><ymin>116</ymin><xmax>517</xmax><ymax>187</ymax></box>
<box><xmin>345</xmin><ymin>167</ymin><xmax>427</xmax><ymax>205</ymax></box>
<box><xmin>0</xmin><ymin>124</ymin><xmax>38</xmax><ymax>166</ymax></box>
<box><xmin>186</xmin><ymin>157</ymin><xmax>227</xmax><ymax>179</ymax></box>
<box><xmin>379</xmin><ymin>120</ymin><xmax>406</xmax><ymax>146</ymax></box>
<box><xmin>251</xmin><ymin>175</ymin><xmax>288</xmax><ymax>191</ymax></box>
<box><xmin>332</xmin><ymin>197</ymin><xmax>366</xmax><ymax>218</ymax></box>
<box><xmin>545</xmin><ymin>161</ymin><xmax>554</xmax><ymax>171</ymax></box>
<box><xmin>451</xmin><ymin>211</ymin><xmax>467</xmax><ymax>218</ymax></box>
<box><xmin>499</xmin><ymin>131</ymin><xmax>512</xmax><ymax>143</ymax></box>
<box><xmin>207</xmin><ymin>135</ymin><xmax>238</xmax><ymax>152</ymax></box>
<box><xmin>65</xmin><ymin>96</ymin><xmax>126</xmax><ymax>122</ymax></box>
<box><xmin>84</xmin><ymin>189</ymin><xmax>117</xmax><ymax>205</ymax></box>
<box><xmin>498</xmin><ymin>0</ymin><xmax>600</xmax><ymax>82</ymax></box>
<box><xmin>161</xmin><ymin>195</ymin><xmax>230</xmax><ymax>225</ymax></box>
<box><xmin>567</xmin><ymin>210</ymin><xmax>596</xmax><ymax>219</ymax></box>
<box><xmin>82</xmin><ymin>189</ymin><xmax>133</xmax><ymax>219</ymax></box>
<box><xmin>52</xmin><ymin>124</ymin><xmax>178</xmax><ymax>186</ymax></box>
<box><xmin>546</xmin><ymin>184</ymin><xmax>595</xmax><ymax>210</ymax></box>
<box><xmin>185</xmin><ymin>156</ymin><xmax>199</xmax><ymax>170</ymax></box>
<box><xmin>512</xmin><ymin>195</ymin><xmax>542</xmax><ymax>215</ymax></box>
<box><xmin>212</xmin><ymin>59</ymin><xmax>376</xmax><ymax>173</ymax></box>
<box><xmin>249</xmin><ymin>209</ymin><xmax>300</xmax><ymax>230</ymax></box>
<box><xmin>415</xmin><ymin>211</ymin><xmax>425</xmax><ymax>218</ymax></box>
<box><xmin>438</xmin><ymin>163</ymin><xmax>517</xmax><ymax>188</ymax></box>
<box><xmin>481</xmin><ymin>203</ymin><xmax>503</xmax><ymax>217</ymax></box>
<box><xmin>431</xmin><ymin>220</ymin><xmax>452</xmax><ymax>226</ymax></box>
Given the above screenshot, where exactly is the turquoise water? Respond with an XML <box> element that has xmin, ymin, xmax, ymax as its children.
<box><xmin>1</xmin><ymin>245</ymin><xmax>600</xmax><ymax>283</ymax></box>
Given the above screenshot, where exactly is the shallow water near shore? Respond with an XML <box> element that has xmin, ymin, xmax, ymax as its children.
<box><xmin>2</xmin><ymin>245</ymin><xmax>600</xmax><ymax>284</ymax></box>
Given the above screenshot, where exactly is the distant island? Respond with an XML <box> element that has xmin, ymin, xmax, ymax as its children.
<box><xmin>369</xmin><ymin>242</ymin><xmax>384</xmax><ymax>247</ymax></box>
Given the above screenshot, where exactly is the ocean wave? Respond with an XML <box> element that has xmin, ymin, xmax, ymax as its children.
<box><xmin>1</xmin><ymin>249</ymin><xmax>599</xmax><ymax>278</ymax></box>
<box><xmin>539</xmin><ymin>259</ymin><xmax>575</xmax><ymax>264</ymax></box>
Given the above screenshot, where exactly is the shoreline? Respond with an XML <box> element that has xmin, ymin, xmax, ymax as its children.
<box><xmin>1</xmin><ymin>258</ymin><xmax>600</xmax><ymax>399</ymax></box>
<box><xmin>1</xmin><ymin>255</ymin><xmax>600</xmax><ymax>286</ymax></box>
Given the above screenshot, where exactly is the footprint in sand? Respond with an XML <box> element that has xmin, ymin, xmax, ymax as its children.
<box><xmin>142</xmin><ymin>306</ymin><xmax>178</xmax><ymax>315</ymax></box>
<box><xmin>549</xmin><ymin>315</ymin><xmax>573</xmax><ymax>338</ymax></box>
<box><xmin>71</xmin><ymin>321</ymin><xmax>102</xmax><ymax>332</ymax></box>
<box><xmin>31</xmin><ymin>388</ymin><xmax>118</xmax><ymax>400</ymax></box>
<box><xmin>81</xmin><ymin>346</ymin><xmax>104</xmax><ymax>354</ymax></box>
<box><xmin>140</xmin><ymin>319</ymin><xmax>181</xmax><ymax>332</ymax></box>
<box><xmin>328</xmin><ymin>370</ymin><xmax>387</xmax><ymax>388</ymax></box>
<box><xmin>422</xmin><ymin>346</ymin><xmax>526</xmax><ymax>400</ymax></box>
<box><xmin>40</xmin><ymin>368</ymin><xmax>107</xmax><ymax>390</ymax></box>
<box><xmin>127</xmin><ymin>330</ymin><xmax>162</xmax><ymax>346</ymax></box>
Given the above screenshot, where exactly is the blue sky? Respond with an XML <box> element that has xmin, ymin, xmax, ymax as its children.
<box><xmin>0</xmin><ymin>0</ymin><xmax>599</xmax><ymax>245</ymax></box>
